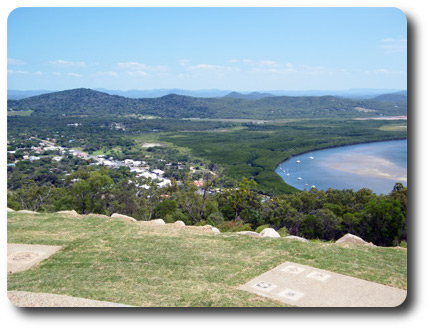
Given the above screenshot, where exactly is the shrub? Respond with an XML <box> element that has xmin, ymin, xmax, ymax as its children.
<box><xmin>277</xmin><ymin>227</ymin><xmax>290</xmax><ymax>237</ymax></box>
<box><xmin>255</xmin><ymin>224</ymin><xmax>270</xmax><ymax>233</ymax></box>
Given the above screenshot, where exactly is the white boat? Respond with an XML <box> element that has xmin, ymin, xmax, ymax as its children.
<box><xmin>297</xmin><ymin>177</ymin><xmax>302</xmax><ymax>180</ymax></box>
<box><xmin>309</xmin><ymin>156</ymin><xmax>314</xmax><ymax>160</ymax></box>
<box><xmin>311</xmin><ymin>185</ymin><xmax>316</xmax><ymax>188</ymax></box>
<box><xmin>286</xmin><ymin>173</ymin><xmax>290</xmax><ymax>176</ymax></box>
<box><xmin>296</xmin><ymin>160</ymin><xmax>301</xmax><ymax>164</ymax></box>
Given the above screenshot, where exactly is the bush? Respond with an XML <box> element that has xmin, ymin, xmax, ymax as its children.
<box><xmin>255</xmin><ymin>224</ymin><xmax>270</xmax><ymax>233</ymax></box>
<box><xmin>277</xmin><ymin>227</ymin><xmax>290</xmax><ymax>237</ymax></box>
<box><xmin>207</xmin><ymin>212</ymin><xmax>225</xmax><ymax>225</ymax></box>
<box><xmin>217</xmin><ymin>221</ymin><xmax>252</xmax><ymax>232</ymax></box>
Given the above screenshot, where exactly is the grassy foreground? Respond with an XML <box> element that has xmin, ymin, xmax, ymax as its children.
<box><xmin>7</xmin><ymin>213</ymin><xmax>407</xmax><ymax>307</ymax></box>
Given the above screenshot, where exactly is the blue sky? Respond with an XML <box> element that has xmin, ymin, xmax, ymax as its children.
<box><xmin>7</xmin><ymin>7</ymin><xmax>407</xmax><ymax>91</ymax></box>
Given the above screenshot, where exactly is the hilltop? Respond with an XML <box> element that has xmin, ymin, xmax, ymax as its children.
<box><xmin>7</xmin><ymin>212</ymin><xmax>407</xmax><ymax>307</ymax></box>
<box><xmin>7</xmin><ymin>88</ymin><xmax>407</xmax><ymax>119</ymax></box>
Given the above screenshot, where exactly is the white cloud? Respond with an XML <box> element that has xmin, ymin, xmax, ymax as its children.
<box><xmin>8</xmin><ymin>70</ymin><xmax>43</xmax><ymax>75</ymax></box>
<box><xmin>127</xmin><ymin>70</ymin><xmax>149</xmax><ymax>77</ymax></box>
<box><xmin>95</xmin><ymin>71</ymin><xmax>119</xmax><ymax>77</ymax></box>
<box><xmin>365</xmin><ymin>68</ymin><xmax>405</xmax><ymax>75</ymax></box>
<box><xmin>67</xmin><ymin>73</ymin><xmax>82</xmax><ymax>77</ymax></box>
<box><xmin>8</xmin><ymin>58</ymin><xmax>27</xmax><ymax>66</ymax></box>
<box><xmin>186</xmin><ymin>63</ymin><xmax>239</xmax><ymax>75</ymax></box>
<box><xmin>117</xmin><ymin>62</ymin><xmax>168</xmax><ymax>72</ymax></box>
<box><xmin>380</xmin><ymin>37</ymin><xmax>407</xmax><ymax>53</ymax></box>
<box><xmin>179</xmin><ymin>59</ymin><xmax>191</xmax><ymax>66</ymax></box>
<box><xmin>49</xmin><ymin>59</ymin><xmax>87</xmax><ymax>67</ymax></box>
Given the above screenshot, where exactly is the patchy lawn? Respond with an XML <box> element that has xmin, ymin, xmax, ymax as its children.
<box><xmin>7</xmin><ymin>213</ymin><xmax>407</xmax><ymax>307</ymax></box>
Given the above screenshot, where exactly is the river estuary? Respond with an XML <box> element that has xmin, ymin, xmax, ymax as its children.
<box><xmin>275</xmin><ymin>139</ymin><xmax>407</xmax><ymax>194</ymax></box>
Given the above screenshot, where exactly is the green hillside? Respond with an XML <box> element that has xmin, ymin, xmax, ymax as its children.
<box><xmin>7</xmin><ymin>88</ymin><xmax>407</xmax><ymax>119</ymax></box>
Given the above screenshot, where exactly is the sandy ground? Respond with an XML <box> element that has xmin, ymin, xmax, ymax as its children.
<box><xmin>354</xmin><ymin>116</ymin><xmax>407</xmax><ymax>120</ymax></box>
<box><xmin>325</xmin><ymin>153</ymin><xmax>407</xmax><ymax>182</ymax></box>
<box><xmin>7</xmin><ymin>291</ymin><xmax>132</xmax><ymax>307</ymax></box>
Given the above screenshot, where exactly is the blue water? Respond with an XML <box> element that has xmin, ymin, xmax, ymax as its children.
<box><xmin>276</xmin><ymin>140</ymin><xmax>407</xmax><ymax>194</ymax></box>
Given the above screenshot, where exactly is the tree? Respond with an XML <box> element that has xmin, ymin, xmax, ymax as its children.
<box><xmin>313</xmin><ymin>208</ymin><xmax>342</xmax><ymax>240</ymax></box>
<box><xmin>363</xmin><ymin>197</ymin><xmax>405</xmax><ymax>246</ymax></box>
<box><xmin>71</xmin><ymin>171</ymin><xmax>114</xmax><ymax>214</ymax></box>
<box><xmin>300</xmin><ymin>214</ymin><xmax>323</xmax><ymax>239</ymax></box>
<box><xmin>224</xmin><ymin>178</ymin><xmax>258</xmax><ymax>221</ymax></box>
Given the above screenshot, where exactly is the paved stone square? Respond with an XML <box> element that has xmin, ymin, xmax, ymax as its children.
<box><xmin>238</xmin><ymin>261</ymin><xmax>407</xmax><ymax>307</ymax></box>
<box><xmin>7</xmin><ymin>244</ymin><xmax>62</xmax><ymax>274</ymax></box>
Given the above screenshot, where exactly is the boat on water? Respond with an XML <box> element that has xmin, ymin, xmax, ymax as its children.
<box><xmin>296</xmin><ymin>160</ymin><xmax>301</xmax><ymax>164</ymax></box>
<box><xmin>309</xmin><ymin>156</ymin><xmax>314</xmax><ymax>160</ymax></box>
<box><xmin>297</xmin><ymin>177</ymin><xmax>302</xmax><ymax>180</ymax></box>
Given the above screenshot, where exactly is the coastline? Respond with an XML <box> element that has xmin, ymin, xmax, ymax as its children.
<box><xmin>275</xmin><ymin>139</ymin><xmax>407</xmax><ymax>193</ymax></box>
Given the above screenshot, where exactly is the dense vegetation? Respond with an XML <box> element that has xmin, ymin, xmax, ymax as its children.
<box><xmin>7</xmin><ymin>158</ymin><xmax>407</xmax><ymax>246</ymax></box>
<box><xmin>7</xmin><ymin>88</ymin><xmax>406</xmax><ymax>119</ymax></box>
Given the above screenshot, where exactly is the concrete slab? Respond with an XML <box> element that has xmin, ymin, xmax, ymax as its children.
<box><xmin>238</xmin><ymin>261</ymin><xmax>407</xmax><ymax>307</ymax></box>
<box><xmin>7</xmin><ymin>244</ymin><xmax>62</xmax><ymax>274</ymax></box>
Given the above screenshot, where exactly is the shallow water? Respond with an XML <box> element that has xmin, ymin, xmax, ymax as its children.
<box><xmin>276</xmin><ymin>140</ymin><xmax>407</xmax><ymax>194</ymax></box>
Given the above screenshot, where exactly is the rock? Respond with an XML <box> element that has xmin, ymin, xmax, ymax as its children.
<box><xmin>56</xmin><ymin>210</ymin><xmax>79</xmax><ymax>216</ymax></box>
<box><xmin>260</xmin><ymin>228</ymin><xmax>280</xmax><ymax>238</ymax></box>
<box><xmin>110</xmin><ymin>213</ymin><xmax>137</xmax><ymax>222</ymax></box>
<box><xmin>149</xmin><ymin>219</ymin><xmax>165</xmax><ymax>225</ymax></box>
<box><xmin>237</xmin><ymin>231</ymin><xmax>260</xmax><ymax>237</ymax></box>
<box><xmin>283</xmin><ymin>235</ymin><xmax>308</xmax><ymax>243</ymax></box>
<box><xmin>211</xmin><ymin>227</ymin><xmax>220</xmax><ymax>233</ymax></box>
<box><xmin>87</xmin><ymin>213</ymin><xmax>109</xmax><ymax>218</ymax></box>
<box><xmin>7</xmin><ymin>208</ymin><xmax>15</xmax><ymax>212</ymax></box>
<box><xmin>173</xmin><ymin>220</ymin><xmax>186</xmax><ymax>227</ymax></box>
<box><xmin>336</xmin><ymin>233</ymin><xmax>370</xmax><ymax>245</ymax></box>
<box><xmin>202</xmin><ymin>225</ymin><xmax>213</xmax><ymax>229</ymax></box>
<box><xmin>17</xmin><ymin>210</ymin><xmax>39</xmax><ymax>214</ymax></box>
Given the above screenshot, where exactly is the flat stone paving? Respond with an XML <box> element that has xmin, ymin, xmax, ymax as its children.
<box><xmin>238</xmin><ymin>261</ymin><xmax>407</xmax><ymax>307</ymax></box>
<box><xmin>7</xmin><ymin>244</ymin><xmax>62</xmax><ymax>274</ymax></box>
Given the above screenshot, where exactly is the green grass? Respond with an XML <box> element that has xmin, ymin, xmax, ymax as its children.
<box><xmin>7</xmin><ymin>110</ymin><xmax>34</xmax><ymax>116</ymax></box>
<box><xmin>7</xmin><ymin>213</ymin><xmax>407</xmax><ymax>307</ymax></box>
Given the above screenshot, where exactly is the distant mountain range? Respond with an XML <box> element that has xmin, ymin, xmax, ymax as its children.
<box><xmin>372</xmin><ymin>91</ymin><xmax>407</xmax><ymax>103</ymax></box>
<box><xmin>7</xmin><ymin>88</ymin><xmax>407</xmax><ymax>120</ymax></box>
<box><xmin>7</xmin><ymin>88</ymin><xmax>407</xmax><ymax>100</ymax></box>
<box><xmin>224</xmin><ymin>91</ymin><xmax>276</xmax><ymax>100</ymax></box>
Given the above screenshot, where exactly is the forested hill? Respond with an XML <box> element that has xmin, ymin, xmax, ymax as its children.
<box><xmin>372</xmin><ymin>91</ymin><xmax>407</xmax><ymax>103</ymax></box>
<box><xmin>7</xmin><ymin>88</ymin><xmax>407</xmax><ymax>119</ymax></box>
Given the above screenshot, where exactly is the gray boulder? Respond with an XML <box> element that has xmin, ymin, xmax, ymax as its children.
<box><xmin>283</xmin><ymin>235</ymin><xmax>308</xmax><ymax>243</ymax></box>
<box><xmin>56</xmin><ymin>210</ymin><xmax>79</xmax><ymax>216</ymax></box>
<box><xmin>111</xmin><ymin>213</ymin><xmax>137</xmax><ymax>222</ymax></box>
<box><xmin>335</xmin><ymin>233</ymin><xmax>372</xmax><ymax>246</ymax></box>
<box><xmin>260</xmin><ymin>228</ymin><xmax>280</xmax><ymax>238</ymax></box>
<box><xmin>173</xmin><ymin>220</ymin><xmax>186</xmax><ymax>227</ymax></box>
<box><xmin>150</xmin><ymin>219</ymin><xmax>165</xmax><ymax>225</ymax></box>
<box><xmin>237</xmin><ymin>231</ymin><xmax>260</xmax><ymax>237</ymax></box>
<box><xmin>17</xmin><ymin>210</ymin><xmax>39</xmax><ymax>214</ymax></box>
<box><xmin>211</xmin><ymin>227</ymin><xmax>220</xmax><ymax>233</ymax></box>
